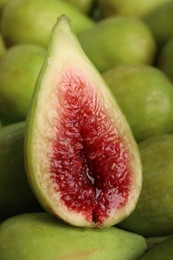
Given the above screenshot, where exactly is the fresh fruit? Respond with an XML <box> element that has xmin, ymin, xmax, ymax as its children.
<box><xmin>24</xmin><ymin>15</ymin><xmax>142</xmax><ymax>228</ymax></box>
<box><xmin>158</xmin><ymin>37</ymin><xmax>173</xmax><ymax>82</ymax></box>
<box><xmin>79</xmin><ymin>16</ymin><xmax>156</xmax><ymax>72</ymax></box>
<box><xmin>0</xmin><ymin>212</ymin><xmax>147</xmax><ymax>260</ymax></box>
<box><xmin>0</xmin><ymin>0</ymin><xmax>6</xmax><ymax>13</ymax></box>
<box><xmin>61</xmin><ymin>0</ymin><xmax>94</xmax><ymax>14</ymax></box>
<box><xmin>0</xmin><ymin>122</ymin><xmax>42</xmax><ymax>223</ymax></box>
<box><xmin>140</xmin><ymin>235</ymin><xmax>173</xmax><ymax>260</ymax></box>
<box><xmin>0</xmin><ymin>34</ymin><xmax>5</xmax><ymax>58</ymax></box>
<box><xmin>118</xmin><ymin>135</ymin><xmax>173</xmax><ymax>237</ymax></box>
<box><xmin>146</xmin><ymin>236</ymin><xmax>170</xmax><ymax>250</ymax></box>
<box><xmin>1</xmin><ymin>0</ymin><xmax>94</xmax><ymax>48</ymax></box>
<box><xmin>142</xmin><ymin>1</ymin><xmax>173</xmax><ymax>46</ymax></box>
<box><xmin>97</xmin><ymin>0</ymin><xmax>171</xmax><ymax>18</ymax></box>
<box><xmin>0</xmin><ymin>44</ymin><xmax>46</xmax><ymax>125</ymax></box>
<box><xmin>103</xmin><ymin>64</ymin><xmax>173</xmax><ymax>142</ymax></box>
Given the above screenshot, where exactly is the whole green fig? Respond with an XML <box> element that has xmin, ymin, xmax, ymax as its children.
<box><xmin>103</xmin><ymin>64</ymin><xmax>173</xmax><ymax>142</ymax></box>
<box><xmin>0</xmin><ymin>212</ymin><xmax>147</xmax><ymax>259</ymax></box>
<box><xmin>0</xmin><ymin>44</ymin><xmax>46</xmax><ymax>124</ymax></box>
<box><xmin>142</xmin><ymin>1</ymin><xmax>173</xmax><ymax>46</ymax></box>
<box><xmin>1</xmin><ymin>0</ymin><xmax>94</xmax><ymax>47</ymax></box>
<box><xmin>118</xmin><ymin>135</ymin><xmax>173</xmax><ymax>237</ymax></box>
<box><xmin>0</xmin><ymin>122</ymin><xmax>42</xmax><ymax>223</ymax></box>
<box><xmin>141</xmin><ymin>235</ymin><xmax>173</xmax><ymax>260</ymax></box>
<box><xmin>79</xmin><ymin>16</ymin><xmax>156</xmax><ymax>72</ymax></box>
<box><xmin>158</xmin><ymin>37</ymin><xmax>173</xmax><ymax>82</ymax></box>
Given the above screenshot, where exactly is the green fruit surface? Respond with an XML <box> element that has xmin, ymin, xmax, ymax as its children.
<box><xmin>98</xmin><ymin>0</ymin><xmax>171</xmax><ymax>18</ymax></box>
<box><xmin>158</xmin><ymin>37</ymin><xmax>173</xmax><ymax>82</ymax></box>
<box><xmin>61</xmin><ymin>0</ymin><xmax>94</xmax><ymax>14</ymax></box>
<box><xmin>142</xmin><ymin>1</ymin><xmax>173</xmax><ymax>46</ymax></box>
<box><xmin>0</xmin><ymin>212</ymin><xmax>147</xmax><ymax>260</ymax></box>
<box><xmin>1</xmin><ymin>0</ymin><xmax>94</xmax><ymax>47</ymax></box>
<box><xmin>79</xmin><ymin>16</ymin><xmax>156</xmax><ymax>72</ymax></box>
<box><xmin>146</xmin><ymin>235</ymin><xmax>170</xmax><ymax>250</ymax></box>
<box><xmin>0</xmin><ymin>122</ymin><xmax>41</xmax><ymax>223</ymax></box>
<box><xmin>0</xmin><ymin>34</ymin><xmax>5</xmax><ymax>58</ymax></box>
<box><xmin>141</xmin><ymin>235</ymin><xmax>173</xmax><ymax>260</ymax></box>
<box><xmin>103</xmin><ymin>64</ymin><xmax>173</xmax><ymax>142</ymax></box>
<box><xmin>0</xmin><ymin>44</ymin><xmax>46</xmax><ymax>124</ymax></box>
<box><xmin>0</xmin><ymin>0</ymin><xmax>6</xmax><ymax>12</ymax></box>
<box><xmin>118</xmin><ymin>135</ymin><xmax>173</xmax><ymax>236</ymax></box>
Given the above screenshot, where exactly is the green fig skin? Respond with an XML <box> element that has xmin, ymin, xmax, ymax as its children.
<box><xmin>79</xmin><ymin>16</ymin><xmax>156</xmax><ymax>72</ymax></box>
<box><xmin>142</xmin><ymin>1</ymin><xmax>173</xmax><ymax>47</ymax></box>
<box><xmin>103</xmin><ymin>64</ymin><xmax>173</xmax><ymax>142</ymax></box>
<box><xmin>1</xmin><ymin>0</ymin><xmax>94</xmax><ymax>48</ymax></box>
<box><xmin>118</xmin><ymin>135</ymin><xmax>173</xmax><ymax>237</ymax></box>
<box><xmin>0</xmin><ymin>212</ymin><xmax>147</xmax><ymax>260</ymax></box>
<box><xmin>146</xmin><ymin>235</ymin><xmax>170</xmax><ymax>250</ymax></box>
<box><xmin>0</xmin><ymin>0</ymin><xmax>6</xmax><ymax>14</ymax></box>
<box><xmin>140</xmin><ymin>235</ymin><xmax>173</xmax><ymax>260</ymax></box>
<box><xmin>0</xmin><ymin>44</ymin><xmax>46</xmax><ymax>125</ymax></box>
<box><xmin>24</xmin><ymin>15</ymin><xmax>142</xmax><ymax>228</ymax></box>
<box><xmin>158</xmin><ymin>37</ymin><xmax>173</xmax><ymax>82</ymax></box>
<box><xmin>60</xmin><ymin>0</ymin><xmax>94</xmax><ymax>14</ymax></box>
<box><xmin>0</xmin><ymin>122</ymin><xmax>42</xmax><ymax>223</ymax></box>
<box><xmin>0</xmin><ymin>34</ymin><xmax>5</xmax><ymax>58</ymax></box>
<box><xmin>97</xmin><ymin>0</ymin><xmax>171</xmax><ymax>18</ymax></box>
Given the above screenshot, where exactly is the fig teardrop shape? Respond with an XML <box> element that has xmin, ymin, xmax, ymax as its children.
<box><xmin>24</xmin><ymin>15</ymin><xmax>142</xmax><ymax>227</ymax></box>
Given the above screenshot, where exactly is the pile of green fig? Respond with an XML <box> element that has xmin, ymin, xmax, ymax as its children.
<box><xmin>0</xmin><ymin>0</ymin><xmax>173</xmax><ymax>259</ymax></box>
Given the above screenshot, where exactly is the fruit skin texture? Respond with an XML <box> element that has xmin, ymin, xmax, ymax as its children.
<box><xmin>0</xmin><ymin>212</ymin><xmax>147</xmax><ymax>260</ymax></box>
<box><xmin>79</xmin><ymin>16</ymin><xmax>156</xmax><ymax>72</ymax></box>
<box><xmin>61</xmin><ymin>0</ymin><xmax>94</xmax><ymax>14</ymax></box>
<box><xmin>103</xmin><ymin>64</ymin><xmax>173</xmax><ymax>142</ymax></box>
<box><xmin>0</xmin><ymin>34</ymin><xmax>5</xmax><ymax>58</ymax></box>
<box><xmin>158</xmin><ymin>37</ymin><xmax>173</xmax><ymax>82</ymax></box>
<box><xmin>140</xmin><ymin>235</ymin><xmax>173</xmax><ymax>260</ymax></box>
<box><xmin>1</xmin><ymin>0</ymin><xmax>94</xmax><ymax>48</ymax></box>
<box><xmin>97</xmin><ymin>0</ymin><xmax>171</xmax><ymax>18</ymax></box>
<box><xmin>142</xmin><ymin>1</ymin><xmax>173</xmax><ymax>47</ymax></box>
<box><xmin>118</xmin><ymin>135</ymin><xmax>173</xmax><ymax>237</ymax></box>
<box><xmin>24</xmin><ymin>15</ymin><xmax>142</xmax><ymax>228</ymax></box>
<box><xmin>0</xmin><ymin>44</ymin><xmax>46</xmax><ymax>125</ymax></box>
<box><xmin>0</xmin><ymin>122</ymin><xmax>42</xmax><ymax>223</ymax></box>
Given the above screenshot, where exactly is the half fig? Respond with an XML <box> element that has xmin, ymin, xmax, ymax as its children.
<box><xmin>24</xmin><ymin>15</ymin><xmax>142</xmax><ymax>227</ymax></box>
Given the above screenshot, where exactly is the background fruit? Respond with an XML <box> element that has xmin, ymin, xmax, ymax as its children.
<box><xmin>61</xmin><ymin>0</ymin><xmax>94</xmax><ymax>14</ymax></box>
<box><xmin>0</xmin><ymin>122</ymin><xmax>42</xmax><ymax>223</ymax></box>
<box><xmin>97</xmin><ymin>0</ymin><xmax>171</xmax><ymax>18</ymax></box>
<box><xmin>142</xmin><ymin>1</ymin><xmax>173</xmax><ymax>47</ymax></box>
<box><xmin>140</xmin><ymin>235</ymin><xmax>173</xmax><ymax>260</ymax></box>
<box><xmin>0</xmin><ymin>212</ymin><xmax>147</xmax><ymax>260</ymax></box>
<box><xmin>157</xmin><ymin>37</ymin><xmax>173</xmax><ymax>82</ymax></box>
<box><xmin>118</xmin><ymin>135</ymin><xmax>173</xmax><ymax>236</ymax></box>
<box><xmin>0</xmin><ymin>0</ymin><xmax>6</xmax><ymax>14</ymax></box>
<box><xmin>0</xmin><ymin>44</ymin><xmax>46</xmax><ymax>124</ymax></box>
<box><xmin>1</xmin><ymin>0</ymin><xmax>94</xmax><ymax>48</ymax></box>
<box><xmin>79</xmin><ymin>16</ymin><xmax>156</xmax><ymax>72</ymax></box>
<box><xmin>103</xmin><ymin>64</ymin><xmax>173</xmax><ymax>142</ymax></box>
<box><xmin>0</xmin><ymin>33</ymin><xmax>5</xmax><ymax>57</ymax></box>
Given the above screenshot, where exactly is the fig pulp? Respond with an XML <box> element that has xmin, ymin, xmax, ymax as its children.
<box><xmin>24</xmin><ymin>15</ymin><xmax>142</xmax><ymax>227</ymax></box>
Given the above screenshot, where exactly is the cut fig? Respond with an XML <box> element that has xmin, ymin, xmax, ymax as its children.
<box><xmin>24</xmin><ymin>15</ymin><xmax>142</xmax><ymax>227</ymax></box>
